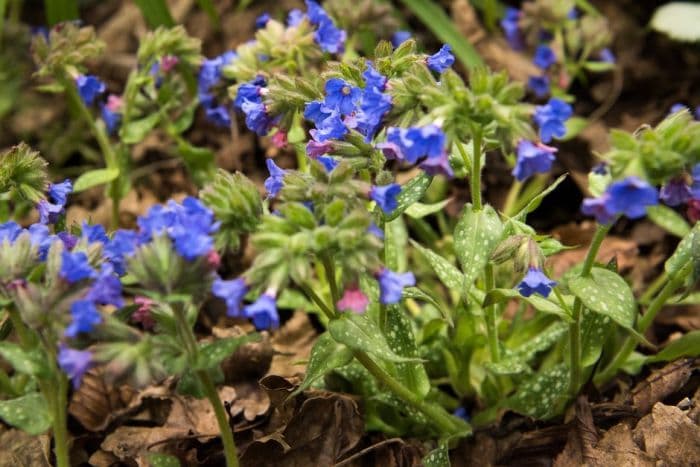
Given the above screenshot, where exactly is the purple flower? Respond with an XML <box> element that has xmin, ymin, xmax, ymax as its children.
<box><xmin>205</xmin><ymin>105</ymin><xmax>232</xmax><ymax>128</ymax></box>
<box><xmin>419</xmin><ymin>151</ymin><xmax>454</xmax><ymax>177</ymax></box>
<box><xmin>306</xmin><ymin>140</ymin><xmax>334</xmax><ymax>158</ymax></box>
<box><xmin>669</xmin><ymin>103</ymin><xmax>687</xmax><ymax>115</ymax></box>
<box><xmin>287</xmin><ymin>9</ymin><xmax>304</xmax><ymax>26</ymax></box>
<box><xmin>75</xmin><ymin>74</ymin><xmax>105</xmax><ymax>106</ymax></box>
<box><xmin>0</xmin><ymin>221</ymin><xmax>22</xmax><ymax>243</ymax></box>
<box><xmin>85</xmin><ymin>263</ymin><xmax>123</xmax><ymax>307</ymax></box>
<box><xmin>598</xmin><ymin>48</ymin><xmax>615</xmax><ymax>64</ymax></box>
<box><xmin>528</xmin><ymin>75</ymin><xmax>550</xmax><ymax>98</ymax></box>
<box><xmin>581</xmin><ymin>195</ymin><xmax>616</xmax><ymax>224</ymax></box>
<box><xmin>264</xmin><ymin>159</ymin><xmax>286</xmax><ymax>197</ymax></box>
<box><xmin>691</xmin><ymin>164</ymin><xmax>700</xmax><ymax>198</ymax></box>
<box><xmin>368</xmin><ymin>222</ymin><xmax>384</xmax><ymax>239</ymax></box>
<box><xmin>60</xmin><ymin>250</ymin><xmax>94</xmax><ymax>283</ymax></box>
<box><xmin>255</xmin><ymin>13</ymin><xmax>271</xmax><ymax>29</ymax></box>
<box><xmin>534</xmin><ymin>98</ymin><xmax>573</xmax><ymax>143</ymax></box>
<box><xmin>500</xmin><ymin>7</ymin><xmax>524</xmax><ymax>50</ymax></box>
<box><xmin>65</xmin><ymin>299</ymin><xmax>102</xmax><ymax>337</ymax></box>
<box><xmin>243</xmin><ymin>293</ymin><xmax>280</xmax><ymax>330</ymax></box>
<box><xmin>212</xmin><ymin>277</ymin><xmax>248</xmax><ymax>317</ymax></box>
<box><xmin>377</xmin><ymin>268</ymin><xmax>415</xmax><ymax>304</ymax></box>
<box><xmin>512</xmin><ymin>140</ymin><xmax>557</xmax><ymax>181</ymax></box>
<box><xmin>370</xmin><ymin>184</ymin><xmax>401</xmax><ymax>215</ymax></box>
<box><xmin>240</xmin><ymin>100</ymin><xmax>272</xmax><ymax>135</ymax></box>
<box><xmin>57</xmin><ymin>231</ymin><xmax>78</xmax><ymax>251</ymax></box>
<box><xmin>605</xmin><ymin>176</ymin><xmax>658</xmax><ymax>219</ymax></box>
<box><xmin>57</xmin><ymin>345</ymin><xmax>92</xmax><ymax>389</ymax></box>
<box><xmin>37</xmin><ymin>199</ymin><xmax>64</xmax><ymax>225</ymax></box>
<box><xmin>325</xmin><ymin>78</ymin><xmax>361</xmax><ymax>115</ymax></box>
<box><xmin>101</xmin><ymin>104</ymin><xmax>121</xmax><ymax>134</ymax></box>
<box><xmin>317</xmin><ymin>156</ymin><xmax>339</xmax><ymax>172</ymax></box>
<box><xmin>518</xmin><ymin>267</ymin><xmax>556</xmax><ymax>298</ymax></box>
<box><xmin>427</xmin><ymin>44</ymin><xmax>455</xmax><ymax>73</ymax></box>
<box><xmin>81</xmin><ymin>221</ymin><xmax>109</xmax><ymax>244</ymax></box>
<box><xmin>386</xmin><ymin>125</ymin><xmax>446</xmax><ymax>164</ymax></box>
<box><xmin>660</xmin><ymin>179</ymin><xmax>692</xmax><ymax>206</ymax></box>
<box><xmin>533</xmin><ymin>45</ymin><xmax>556</xmax><ymax>69</ymax></box>
<box><xmin>48</xmin><ymin>179</ymin><xmax>72</xmax><ymax>206</ymax></box>
<box><xmin>391</xmin><ymin>31</ymin><xmax>411</xmax><ymax>48</ymax></box>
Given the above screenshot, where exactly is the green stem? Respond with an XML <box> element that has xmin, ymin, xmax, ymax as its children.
<box><xmin>298</xmin><ymin>281</ymin><xmax>337</xmax><ymax>320</ymax></box>
<box><xmin>61</xmin><ymin>75</ymin><xmax>122</xmax><ymax>229</ymax></box>
<box><xmin>484</xmin><ymin>263</ymin><xmax>499</xmax><ymax>363</ymax></box>
<box><xmin>639</xmin><ymin>271</ymin><xmax>668</xmax><ymax>304</ymax></box>
<box><xmin>470</xmin><ymin>131</ymin><xmax>483</xmax><ymax>211</ymax></box>
<box><xmin>197</xmin><ymin>370</ymin><xmax>239</xmax><ymax>467</ymax></box>
<box><xmin>594</xmin><ymin>262</ymin><xmax>693</xmax><ymax>386</ymax></box>
<box><xmin>7</xmin><ymin>307</ymin><xmax>32</xmax><ymax>348</ymax></box>
<box><xmin>353</xmin><ymin>351</ymin><xmax>465</xmax><ymax>435</ymax></box>
<box><xmin>502</xmin><ymin>180</ymin><xmax>522</xmax><ymax>217</ymax></box>
<box><xmin>568</xmin><ymin>223</ymin><xmax>611</xmax><ymax>396</ymax></box>
<box><xmin>321</xmin><ymin>253</ymin><xmax>340</xmax><ymax>305</ymax></box>
<box><xmin>51</xmin><ymin>374</ymin><xmax>71</xmax><ymax>467</ymax></box>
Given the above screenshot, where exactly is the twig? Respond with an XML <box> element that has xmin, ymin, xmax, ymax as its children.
<box><xmin>333</xmin><ymin>438</ymin><xmax>405</xmax><ymax>467</ymax></box>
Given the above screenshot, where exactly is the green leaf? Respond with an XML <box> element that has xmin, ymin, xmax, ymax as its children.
<box><xmin>0</xmin><ymin>342</ymin><xmax>50</xmax><ymax>378</ymax></box>
<box><xmin>486</xmin><ymin>357</ymin><xmax>532</xmax><ymax>375</ymax></box>
<box><xmin>72</xmin><ymin>168</ymin><xmax>119</xmax><ymax>193</ymax></box>
<box><xmin>120</xmin><ymin>113</ymin><xmax>161</xmax><ymax>144</ymax></box>
<box><xmin>513</xmin><ymin>174</ymin><xmax>567</xmax><ymax>222</ymax></box>
<box><xmin>384</xmin><ymin>216</ymin><xmax>408</xmax><ymax>272</ymax></box>
<box><xmin>509</xmin><ymin>321</ymin><xmax>568</xmax><ymax>362</ymax></box>
<box><xmin>403</xmin><ymin>286</ymin><xmax>453</xmax><ymax>326</ymax></box>
<box><xmin>45</xmin><ymin>0</ymin><xmax>79</xmax><ymax>25</ymax></box>
<box><xmin>147</xmin><ymin>453</ymin><xmax>181</xmax><ymax>467</ymax></box>
<box><xmin>410</xmin><ymin>240</ymin><xmax>462</xmax><ymax>290</ymax></box>
<box><xmin>454</xmin><ymin>203</ymin><xmax>503</xmax><ymax>292</ymax></box>
<box><xmin>580</xmin><ymin>312</ymin><xmax>612</xmax><ymax>367</ymax></box>
<box><xmin>294</xmin><ymin>333</ymin><xmax>353</xmax><ymax>395</ymax></box>
<box><xmin>133</xmin><ymin>0</ymin><xmax>175</xmax><ymax>28</ymax></box>
<box><xmin>384</xmin><ymin>173</ymin><xmax>433</xmax><ymax>221</ymax></box>
<box><xmin>195</xmin><ymin>334</ymin><xmax>260</xmax><ymax>371</ymax></box>
<box><xmin>385</xmin><ymin>306</ymin><xmax>431</xmax><ymax>398</ymax></box>
<box><xmin>507</xmin><ymin>363</ymin><xmax>569</xmax><ymax>419</ymax></box>
<box><xmin>328</xmin><ymin>313</ymin><xmax>422</xmax><ymax>363</ymax></box>
<box><xmin>647</xmin><ymin>205</ymin><xmax>691</xmax><ymax>237</ymax></box>
<box><xmin>423</xmin><ymin>445</ymin><xmax>450</xmax><ymax>467</ymax></box>
<box><xmin>404</xmin><ymin>199</ymin><xmax>451</xmax><ymax>218</ymax></box>
<box><xmin>176</xmin><ymin>141</ymin><xmax>216</xmax><ymax>186</ymax></box>
<box><xmin>0</xmin><ymin>392</ymin><xmax>51</xmax><ymax>435</ymax></box>
<box><xmin>397</xmin><ymin>0</ymin><xmax>484</xmax><ymax>69</ymax></box>
<box><xmin>647</xmin><ymin>330</ymin><xmax>700</xmax><ymax>363</ymax></box>
<box><xmin>560</xmin><ymin>117</ymin><xmax>589</xmax><ymax>141</ymax></box>
<box><xmin>582</xmin><ymin>61</ymin><xmax>615</xmax><ymax>73</ymax></box>
<box><xmin>176</xmin><ymin>370</ymin><xmax>205</xmax><ymax>398</ymax></box>
<box><xmin>569</xmin><ymin>267</ymin><xmax>636</xmax><ymax>331</ymax></box>
<box><xmin>665</xmin><ymin>223</ymin><xmax>699</xmax><ymax>275</ymax></box>
<box><xmin>650</xmin><ymin>2</ymin><xmax>700</xmax><ymax>42</ymax></box>
<box><xmin>483</xmin><ymin>288</ymin><xmax>572</xmax><ymax>322</ymax></box>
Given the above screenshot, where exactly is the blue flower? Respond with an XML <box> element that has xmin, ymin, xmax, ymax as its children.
<box><xmin>306</xmin><ymin>1</ymin><xmax>346</xmax><ymax>54</ymax></box>
<box><xmin>363</xmin><ymin>63</ymin><xmax>387</xmax><ymax>91</ymax></box>
<box><xmin>48</xmin><ymin>179</ymin><xmax>72</xmax><ymax>206</ymax></box>
<box><xmin>453</xmin><ymin>407</ymin><xmax>470</xmax><ymax>421</ymax></box>
<box><xmin>317</xmin><ymin>156</ymin><xmax>339</xmax><ymax>172</ymax></box>
<box><xmin>386</xmin><ymin>125</ymin><xmax>446</xmax><ymax>164</ymax></box>
<box><xmin>669</xmin><ymin>103</ymin><xmax>688</xmax><ymax>115</ymax></box>
<box><xmin>304</xmin><ymin>100</ymin><xmax>333</xmax><ymax>127</ymax></box>
<box><xmin>60</xmin><ymin>250</ymin><xmax>94</xmax><ymax>283</ymax></box>
<box><xmin>368</xmin><ymin>222</ymin><xmax>384</xmax><ymax>239</ymax></box>
<box><xmin>264</xmin><ymin>159</ymin><xmax>286</xmax><ymax>197</ymax></box>
<box><xmin>528</xmin><ymin>75</ymin><xmax>550</xmax><ymax>98</ymax></box>
<box><xmin>518</xmin><ymin>267</ymin><xmax>556</xmax><ymax>298</ymax></box>
<box><xmin>598</xmin><ymin>48</ymin><xmax>615</xmax><ymax>64</ymax></box>
<box><xmin>37</xmin><ymin>199</ymin><xmax>64</xmax><ymax>225</ymax></box>
<box><xmin>533</xmin><ymin>45</ymin><xmax>556</xmax><ymax>69</ymax></box>
<box><xmin>65</xmin><ymin>299</ymin><xmax>102</xmax><ymax>337</ymax></box>
<box><xmin>57</xmin><ymin>231</ymin><xmax>78</xmax><ymax>251</ymax></box>
<box><xmin>85</xmin><ymin>263</ymin><xmax>123</xmax><ymax>307</ymax></box>
<box><xmin>81</xmin><ymin>221</ymin><xmax>109</xmax><ymax>244</ymax></box>
<box><xmin>205</xmin><ymin>105</ymin><xmax>232</xmax><ymax>128</ymax></box>
<box><xmin>581</xmin><ymin>196</ymin><xmax>616</xmax><ymax>224</ymax></box>
<box><xmin>171</xmin><ymin>229</ymin><xmax>214</xmax><ymax>260</ymax></box>
<box><xmin>691</xmin><ymin>164</ymin><xmax>700</xmax><ymax>198</ymax></box>
<box><xmin>370</xmin><ymin>184</ymin><xmax>401</xmax><ymax>215</ymax></box>
<box><xmin>377</xmin><ymin>268</ymin><xmax>415</xmax><ymax>304</ymax></box>
<box><xmin>660</xmin><ymin>179</ymin><xmax>692</xmax><ymax>206</ymax></box>
<box><xmin>0</xmin><ymin>221</ymin><xmax>22</xmax><ymax>244</ymax></box>
<box><xmin>212</xmin><ymin>277</ymin><xmax>248</xmax><ymax>317</ymax></box>
<box><xmin>255</xmin><ymin>13</ymin><xmax>271</xmax><ymax>29</ymax></box>
<box><xmin>419</xmin><ymin>152</ymin><xmax>454</xmax><ymax>178</ymax></box>
<box><xmin>310</xmin><ymin>110</ymin><xmax>347</xmax><ymax>142</ymax></box>
<box><xmin>104</xmin><ymin>229</ymin><xmax>138</xmax><ymax>275</ymax></box>
<box><xmin>427</xmin><ymin>44</ymin><xmax>455</xmax><ymax>73</ymax></box>
<box><xmin>391</xmin><ymin>30</ymin><xmax>411</xmax><ymax>48</ymax></box>
<box><xmin>28</xmin><ymin>224</ymin><xmax>54</xmax><ymax>260</ymax></box>
<box><xmin>512</xmin><ymin>140</ymin><xmax>557</xmax><ymax>181</ymax></box>
<box><xmin>605</xmin><ymin>176</ymin><xmax>658</xmax><ymax>219</ymax></box>
<box><xmin>234</xmin><ymin>80</ymin><xmax>264</xmax><ymax>109</ymax></box>
<box><xmin>101</xmin><ymin>104</ymin><xmax>121</xmax><ymax>134</ymax></box>
<box><xmin>57</xmin><ymin>345</ymin><xmax>92</xmax><ymax>389</ymax></box>
<box><xmin>287</xmin><ymin>9</ymin><xmax>304</xmax><ymax>26</ymax></box>
<box><xmin>243</xmin><ymin>294</ymin><xmax>280</xmax><ymax>330</ymax></box>
<box><xmin>325</xmin><ymin>78</ymin><xmax>361</xmax><ymax>115</ymax></box>
<box><xmin>198</xmin><ymin>51</ymin><xmax>237</xmax><ymax>112</ymax></box>
<box><xmin>75</xmin><ymin>75</ymin><xmax>105</xmax><ymax>106</ymax></box>
<box><xmin>500</xmin><ymin>7</ymin><xmax>524</xmax><ymax>50</ymax></box>
<box><xmin>533</xmin><ymin>98</ymin><xmax>573</xmax><ymax>143</ymax></box>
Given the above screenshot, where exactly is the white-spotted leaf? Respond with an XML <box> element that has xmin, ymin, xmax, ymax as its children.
<box><xmin>385</xmin><ymin>306</ymin><xmax>430</xmax><ymax>398</ymax></box>
<box><xmin>454</xmin><ymin>203</ymin><xmax>503</xmax><ymax>292</ymax></box>
<box><xmin>293</xmin><ymin>332</ymin><xmax>353</xmax><ymax>395</ymax></box>
<box><xmin>483</xmin><ymin>288</ymin><xmax>572</xmax><ymax>322</ymax></box>
<box><xmin>569</xmin><ymin>267</ymin><xmax>636</xmax><ymax>331</ymax></box>
<box><xmin>647</xmin><ymin>205</ymin><xmax>691</xmax><ymax>238</ymax></box>
<box><xmin>383</xmin><ymin>172</ymin><xmax>433</xmax><ymax>221</ymax></box>
<box><xmin>410</xmin><ymin>239</ymin><xmax>462</xmax><ymax>291</ymax></box>
<box><xmin>507</xmin><ymin>363</ymin><xmax>569</xmax><ymax>419</ymax></box>
<box><xmin>405</xmin><ymin>199</ymin><xmax>451</xmax><ymax>218</ymax></box>
<box><xmin>423</xmin><ymin>445</ymin><xmax>450</xmax><ymax>467</ymax></box>
<box><xmin>665</xmin><ymin>222</ymin><xmax>699</xmax><ymax>275</ymax></box>
<box><xmin>0</xmin><ymin>392</ymin><xmax>51</xmax><ymax>435</ymax></box>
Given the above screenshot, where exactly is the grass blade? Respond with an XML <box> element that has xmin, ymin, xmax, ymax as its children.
<box><xmin>44</xmin><ymin>0</ymin><xmax>79</xmax><ymax>25</ymax></box>
<box><xmin>398</xmin><ymin>0</ymin><xmax>484</xmax><ymax>70</ymax></box>
<box><xmin>133</xmin><ymin>0</ymin><xmax>175</xmax><ymax>28</ymax></box>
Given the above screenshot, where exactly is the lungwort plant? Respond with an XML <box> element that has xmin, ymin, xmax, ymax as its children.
<box><xmin>1</xmin><ymin>2</ymin><xmax>700</xmax><ymax>466</ymax></box>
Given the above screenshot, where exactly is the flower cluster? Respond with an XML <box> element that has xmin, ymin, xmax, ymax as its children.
<box><xmin>75</xmin><ymin>74</ymin><xmax>123</xmax><ymax>135</ymax></box>
<box><xmin>198</xmin><ymin>51</ymin><xmax>237</xmax><ymax>127</ymax></box>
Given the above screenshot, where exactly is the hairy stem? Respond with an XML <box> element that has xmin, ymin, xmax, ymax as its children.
<box><xmin>484</xmin><ymin>263</ymin><xmax>500</xmax><ymax>363</ymax></box>
<box><xmin>569</xmin><ymin>223</ymin><xmax>611</xmax><ymax>396</ymax></box>
<box><xmin>470</xmin><ymin>130</ymin><xmax>483</xmax><ymax>211</ymax></box>
<box><xmin>197</xmin><ymin>370</ymin><xmax>239</xmax><ymax>467</ymax></box>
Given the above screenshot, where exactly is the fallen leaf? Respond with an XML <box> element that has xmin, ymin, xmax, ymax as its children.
<box><xmin>0</xmin><ymin>427</ymin><xmax>51</xmax><ymax>467</ymax></box>
<box><xmin>591</xmin><ymin>423</ymin><xmax>655</xmax><ymax>466</ymax></box>
<box><xmin>229</xmin><ymin>380</ymin><xmax>270</xmax><ymax>422</ymax></box>
<box><xmin>630</xmin><ymin>358</ymin><xmax>695</xmax><ymax>415</ymax></box>
<box><xmin>554</xmin><ymin>396</ymin><xmax>599</xmax><ymax>467</ymax></box>
<box><xmin>268</xmin><ymin>312</ymin><xmax>317</xmax><ymax>378</ymax></box>
<box><xmin>632</xmin><ymin>403</ymin><xmax>700</xmax><ymax>465</ymax></box>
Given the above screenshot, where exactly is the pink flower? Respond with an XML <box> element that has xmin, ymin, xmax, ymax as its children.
<box><xmin>206</xmin><ymin>249</ymin><xmax>221</xmax><ymax>269</ymax></box>
<box><xmin>160</xmin><ymin>55</ymin><xmax>180</xmax><ymax>73</ymax></box>
<box><xmin>105</xmin><ymin>94</ymin><xmax>123</xmax><ymax>112</ymax></box>
<box><xmin>272</xmin><ymin>130</ymin><xmax>288</xmax><ymax>149</ymax></box>
<box><xmin>132</xmin><ymin>296</ymin><xmax>155</xmax><ymax>330</ymax></box>
<box><xmin>337</xmin><ymin>285</ymin><xmax>368</xmax><ymax>313</ymax></box>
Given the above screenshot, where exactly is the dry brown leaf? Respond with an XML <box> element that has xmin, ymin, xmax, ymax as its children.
<box><xmin>212</xmin><ymin>326</ymin><xmax>273</xmax><ymax>383</ymax></box>
<box><xmin>0</xmin><ymin>427</ymin><xmax>51</xmax><ymax>467</ymax></box>
<box><xmin>268</xmin><ymin>311</ymin><xmax>317</xmax><ymax>378</ymax></box>
<box><xmin>591</xmin><ymin>423</ymin><xmax>654</xmax><ymax>467</ymax></box>
<box><xmin>632</xmin><ymin>403</ymin><xmax>700</xmax><ymax>465</ymax></box>
<box><xmin>630</xmin><ymin>359</ymin><xmax>695</xmax><ymax>415</ymax></box>
<box><xmin>554</xmin><ymin>396</ymin><xmax>599</xmax><ymax>467</ymax></box>
<box><xmin>229</xmin><ymin>380</ymin><xmax>271</xmax><ymax>422</ymax></box>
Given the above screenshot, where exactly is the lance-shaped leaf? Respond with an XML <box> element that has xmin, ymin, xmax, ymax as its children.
<box><xmin>665</xmin><ymin>222</ymin><xmax>699</xmax><ymax>276</ymax></box>
<box><xmin>72</xmin><ymin>168</ymin><xmax>120</xmax><ymax>192</ymax></box>
<box><xmin>0</xmin><ymin>392</ymin><xmax>51</xmax><ymax>435</ymax></box>
<box><xmin>454</xmin><ymin>204</ymin><xmax>503</xmax><ymax>292</ymax></box>
<box><xmin>507</xmin><ymin>363</ymin><xmax>569</xmax><ymax>419</ymax></box>
<box><xmin>0</xmin><ymin>342</ymin><xmax>51</xmax><ymax>378</ymax></box>
<box><xmin>647</xmin><ymin>204</ymin><xmax>691</xmax><ymax>238</ymax></box>
<box><xmin>328</xmin><ymin>313</ymin><xmax>422</xmax><ymax>363</ymax></box>
<box><xmin>293</xmin><ymin>333</ymin><xmax>353</xmax><ymax>396</ymax></box>
<box><xmin>383</xmin><ymin>172</ymin><xmax>432</xmax><ymax>221</ymax></box>
<box><xmin>569</xmin><ymin>267</ymin><xmax>636</xmax><ymax>332</ymax></box>
<box><xmin>423</xmin><ymin>445</ymin><xmax>450</xmax><ymax>467</ymax></box>
<box><xmin>385</xmin><ymin>306</ymin><xmax>430</xmax><ymax>398</ymax></box>
<box><xmin>410</xmin><ymin>240</ymin><xmax>462</xmax><ymax>291</ymax></box>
